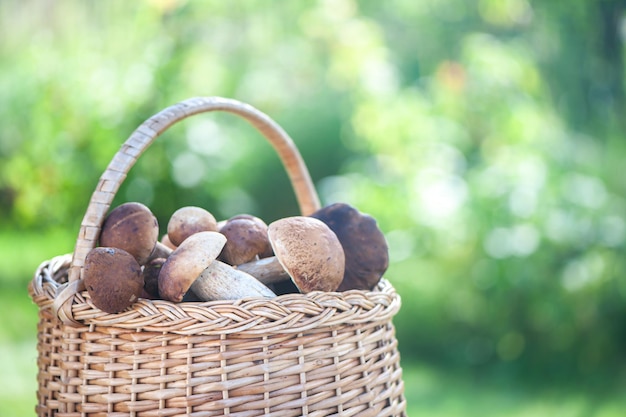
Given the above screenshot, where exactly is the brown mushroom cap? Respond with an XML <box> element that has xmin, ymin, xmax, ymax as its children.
<box><xmin>219</xmin><ymin>216</ymin><xmax>272</xmax><ymax>265</ymax></box>
<box><xmin>167</xmin><ymin>206</ymin><xmax>218</xmax><ymax>247</ymax></box>
<box><xmin>99</xmin><ymin>202</ymin><xmax>159</xmax><ymax>265</ymax></box>
<box><xmin>83</xmin><ymin>247</ymin><xmax>144</xmax><ymax>313</ymax></box>
<box><xmin>267</xmin><ymin>216</ymin><xmax>345</xmax><ymax>293</ymax></box>
<box><xmin>225</xmin><ymin>214</ymin><xmax>273</xmax><ymax>258</ymax></box>
<box><xmin>158</xmin><ymin>231</ymin><xmax>226</xmax><ymax>302</ymax></box>
<box><xmin>310</xmin><ymin>203</ymin><xmax>389</xmax><ymax>291</ymax></box>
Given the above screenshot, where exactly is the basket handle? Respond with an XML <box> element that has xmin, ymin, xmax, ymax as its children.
<box><xmin>65</xmin><ymin>96</ymin><xmax>320</xmax><ymax>287</ymax></box>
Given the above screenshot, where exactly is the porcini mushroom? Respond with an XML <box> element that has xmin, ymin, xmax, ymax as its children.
<box><xmin>158</xmin><ymin>231</ymin><xmax>226</xmax><ymax>302</ymax></box>
<box><xmin>311</xmin><ymin>202</ymin><xmax>389</xmax><ymax>291</ymax></box>
<box><xmin>167</xmin><ymin>206</ymin><xmax>218</xmax><ymax>247</ymax></box>
<box><xmin>83</xmin><ymin>247</ymin><xmax>144</xmax><ymax>313</ymax></box>
<box><xmin>234</xmin><ymin>217</ymin><xmax>347</xmax><ymax>292</ymax></box>
<box><xmin>265</xmin><ymin>216</ymin><xmax>345</xmax><ymax>293</ymax></box>
<box><xmin>99</xmin><ymin>202</ymin><xmax>162</xmax><ymax>265</ymax></box>
<box><xmin>155</xmin><ymin>229</ymin><xmax>276</xmax><ymax>302</ymax></box>
<box><xmin>99</xmin><ymin>202</ymin><xmax>171</xmax><ymax>264</ymax></box>
<box><xmin>227</xmin><ymin>214</ymin><xmax>274</xmax><ymax>258</ymax></box>
<box><xmin>218</xmin><ymin>216</ymin><xmax>272</xmax><ymax>265</ymax></box>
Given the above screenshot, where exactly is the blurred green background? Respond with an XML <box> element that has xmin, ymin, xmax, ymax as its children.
<box><xmin>2</xmin><ymin>0</ymin><xmax>626</xmax><ymax>415</ymax></box>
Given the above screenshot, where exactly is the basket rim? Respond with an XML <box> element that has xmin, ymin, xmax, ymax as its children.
<box><xmin>30</xmin><ymin>254</ymin><xmax>401</xmax><ymax>335</ymax></box>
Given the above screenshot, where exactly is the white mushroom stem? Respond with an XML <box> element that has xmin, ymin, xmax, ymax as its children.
<box><xmin>191</xmin><ymin>261</ymin><xmax>276</xmax><ymax>301</ymax></box>
<box><xmin>235</xmin><ymin>257</ymin><xmax>289</xmax><ymax>284</ymax></box>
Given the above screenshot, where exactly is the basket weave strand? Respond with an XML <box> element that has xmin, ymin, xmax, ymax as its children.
<box><xmin>29</xmin><ymin>97</ymin><xmax>407</xmax><ymax>416</ymax></box>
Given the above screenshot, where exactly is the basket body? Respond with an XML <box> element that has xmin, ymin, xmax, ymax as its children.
<box><xmin>30</xmin><ymin>256</ymin><xmax>406</xmax><ymax>416</ymax></box>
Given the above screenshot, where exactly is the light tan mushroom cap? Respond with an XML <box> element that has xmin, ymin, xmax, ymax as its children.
<box><xmin>268</xmin><ymin>216</ymin><xmax>345</xmax><ymax>293</ymax></box>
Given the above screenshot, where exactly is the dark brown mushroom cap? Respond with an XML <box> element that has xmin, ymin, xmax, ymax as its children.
<box><xmin>167</xmin><ymin>206</ymin><xmax>218</xmax><ymax>247</ymax></box>
<box><xmin>99</xmin><ymin>202</ymin><xmax>159</xmax><ymax>265</ymax></box>
<box><xmin>267</xmin><ymin>216</ymin><xmax>345</xmax><ymax>293</ymax></box>
<box><xmin>310</xmin><ymin>203</ymin><xmax>389</xmax><ymax>291</ymax></box>
<box><xmin>219</xmin><ymin>216</ymin><xmax>272</xmax><ymax>265</ymax></box>
<box><xmin>83</xmin><ymin>247</ymin><xmax>144</xmax><ymax>313</ymax></box>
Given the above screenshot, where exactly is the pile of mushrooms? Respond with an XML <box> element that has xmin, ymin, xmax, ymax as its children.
<box><xmin>82</xmin><ymin>201</ymin><xmax>389</xmax><ymax>313</ymax></box>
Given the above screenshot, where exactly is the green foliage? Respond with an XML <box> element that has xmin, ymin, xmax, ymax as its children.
<box><xmin>1</xmin><ymin>1</ymin><xmax>626</xmax><ymax>412</ymax></box>
<box><xmin>344</xmin><ymin>31</ymin><xmax>626</xmax><ymax>380</ymax></box>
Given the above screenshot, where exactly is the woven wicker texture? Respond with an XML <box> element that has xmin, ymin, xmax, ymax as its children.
<box><xmin>29</xmin><ymin>97</ymin><xmax>406</xmax><ymax>416</ymax></box>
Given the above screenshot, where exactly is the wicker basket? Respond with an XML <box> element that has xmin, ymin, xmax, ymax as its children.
<box><xmin>29</xmin><ymin>97</ymin><xmax>406</xmax><ymax>416</ymax></box>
